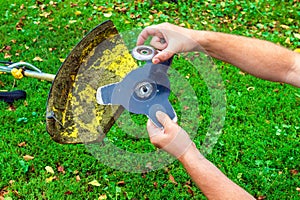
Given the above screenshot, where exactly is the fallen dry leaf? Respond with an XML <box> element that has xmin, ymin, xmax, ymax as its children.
<box><xmin>45</xmin><ymin>166</ymin><xmax>55</xmax><ymax>174</ymax></box>
<box><xmin>293</xmin><ymin>33</ymin><xmax>300</xmax><ymax>40</ymax></box>
<box><xmin>117</xmin><ymin>181</ymin><xmax>125</xmax><ymax>186</ymax></box>
<box><xmin>0</xmin><ymin>186</ymin><xmax>9</xmax><ymax>199</ymax></box>
<box><xmin>280</xmin><ymin>24</ymin><xmax>290</xmax><ymax>29</ymax></box>
<box><xmin>183</xmin><ymin>106</ymin><xmax>189</xmax><ymax>110</ymax></box>
<box><xmin>285</xmin><ymin>37</ymin><xmax>291</xmax><ymax>44</ymax></box>
<box><xmin>296</xmin><ymin>187</ymin><xmax>300</xmax><ymax>192</ymax></box>
<box><xmin>49</xmin><ymin>47</ymin><xmax>56</xmax><ymax>52</ymax></box>
<box><xmin>64</xmin><ymin>191</ymin><xmax>72</xmax><ymax>195</ymax></box>
<box><xmin>16</xmin><ymin>16</ymin><xmax>26</xmax><ymax>31</ymax></box>
<box><xmin>5</xmin><ymin>46</ymin><xmax>11</xmax><ymax>51</ymax></box>
<box><xmin>33</xmin><ymin>56</ymin><xmax>43</xmax><ymax>62</ymax></box>
<box><xmin>23</xmin><ymin>155</ymin><xmax>34</xmax><ymax>161</ymax></box>
<box><xmin>257</xmin><ymin>196</ymin><xmax>266</xmax><ymax>200</ymax></box>
<box><xmin>46</xmin><ymin>176</ymin><xmax>54</xmax><ymax>183</ymax></box>
<box><xmin>239</xmin><ymin>71</ymin><xmax>246</xmax><ymax>76</ymax></box>
<box><xmin>40</xmin><ymin>11</ymin><xmax>51</xmax><ymax>18</ymax></box>
<box><xmin>88</xmin><ymin>180</ymin><xmax>101</xmax><ymax>187</ymax></box>
<box><xmin>8</xmin><ymin>104</ymin><xmax>16</xmax><ymax>111</ymax></box>
<box><xmin>290</xmin><ymin>169</ymin><xmax>298</xmax><ymax>175</ymax></box>
<box><xmin>187</xmin><ymin>187</ymin><xmax>194</xmax><ymax>196</ymax></box>
<box><xmin>169</xmin><ymin>174</ymin><xmax>177</xmax><ymax>185</ymax></box>
<box><xmin>69</xmin><ymin>20</ymin><xmax>77</xmax><ymax>24</ymax></box>
<box><xmin>75</xmin><ymin>175</ymin><xmax>81</xmax><ymax>182</ymax></box>
<box><xmin>4</xmin><ymin>53</ymin><xmax>12</xmax><ymax>59</ymax></box>
<box><xmin>18</xmin><ymin>142</ymin><xmax>26</xmax><ymax>147</ymax></box>
<box><xmin>103</xmin><ymin>12</ymin><xmax>112</xmax><ymax>18</ymax></box>
<box><xmin>70</xmin><ymin>3</ymin><xmax>78</xmax><ymax>7</ymax></box>
<box><xmin>98</xmin><ymin>194</ymin><xmax>107</xmax><ymax>200</ymax></box>
<box><xmin>57</xmin><ymin>165</ymin><xmax>65</xmax><ymax>174</ymax></box>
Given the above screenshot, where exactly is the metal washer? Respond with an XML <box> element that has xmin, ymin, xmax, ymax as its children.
<box><xmin>132</xmin><ymin>45</ymin><xmax>155</xmax><ymax>61</ymax></box>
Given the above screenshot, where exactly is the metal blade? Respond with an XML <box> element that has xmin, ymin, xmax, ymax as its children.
<box><xmin>96</xmin><ymin>59</ymin><xmax>177</xmax><ymax>128</ymax></box>
<box><xmin>96</xmin><ymin>83</ymin><xmax>118</xmax><ymax>105</ymax></box>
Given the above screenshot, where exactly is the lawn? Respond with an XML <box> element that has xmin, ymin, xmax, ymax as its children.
<box><xmin>0</xmin><ymin>0</ymin><xmax>299</xmax><ymax>199</ymax></box>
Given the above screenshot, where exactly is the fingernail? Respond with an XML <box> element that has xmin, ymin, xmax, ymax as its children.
<box><xmin>152</xmin><ymin>58</ymin><xmax>159</xmax><ymax>64</ymax></box>
<box><xmin>156</xmin><ymin>111</ymin><xmax>165</xmax><ymax>119</ymax></box>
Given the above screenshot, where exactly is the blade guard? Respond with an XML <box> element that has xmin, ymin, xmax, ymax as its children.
<box><xmin>46</xmin><ymin>20</ymin><xmax>137</xmax><ymax>144</ymax></box>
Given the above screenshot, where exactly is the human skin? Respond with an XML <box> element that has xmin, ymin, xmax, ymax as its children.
<box><xmin>139</xmin><ymin>22</ymin><xmax>300</xmax><ymax>199</ymax></box>
<box><xmin>147</xmin><ymin>111</ymin><xmax>255</xmax><ymax>200</ymax></box>
<box><xmin>137</xmin><ymin>23</ymin><xmax>300</xmax><ymax>87</ymax></box>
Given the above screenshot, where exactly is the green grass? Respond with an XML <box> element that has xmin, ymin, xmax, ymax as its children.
<box><xmin>0</xmin><ymin>0</ymin><xmax>299</xmax><ymax>199</ymax></box>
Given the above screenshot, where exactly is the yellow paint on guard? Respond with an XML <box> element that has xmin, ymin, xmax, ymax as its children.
<box><xmin>46</xmin><ymin>20</ymin><xmax>137</xmax><ymax>144</ymax></box>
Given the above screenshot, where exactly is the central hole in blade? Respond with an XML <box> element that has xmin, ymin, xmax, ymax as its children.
<box><xmin>142</xmin><ymin>86</ymin><xmax>148</xmax><ymax>93</ymax></box>
<box><xmin>134</xmin><ymin>81</ymin><xmax>154</xmax><ymax>99</ymax></box>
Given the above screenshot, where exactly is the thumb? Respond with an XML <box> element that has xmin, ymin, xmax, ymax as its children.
<box><xmin>152</xmin><ymin>48</ymin><xmax>174</xmax><ymax>64</ymax></box>
<box><xmin>156</xmin><ymin>111</ymin><xmax>174</xmax><ymax>129</ymax></box>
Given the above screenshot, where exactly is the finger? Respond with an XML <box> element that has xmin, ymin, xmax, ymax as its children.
<box><xmin>136</xmin><ymin>26</ymin><xmax>164</xmax><ymax>46</ymax></box>
<box><xmin>155</xmin><ymin>111</ymin><xmax>174</xmax><ymax>129</ymax></box>
<box><xmin>147</xmin><ymin>119</ymin><xmax>161</xmax><ymax>138</ymax></box>
<box><xmin>150</xmin><ymin>36</ymin><xmax>168</xmax><ymax>50</ymax></box>
<box><xmin>152</xmin><ymin>49</ymin><xmax>175</xmax><ymax>64</ymax></box>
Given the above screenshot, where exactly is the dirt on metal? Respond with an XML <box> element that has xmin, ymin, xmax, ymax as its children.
<box><xmin>46</xmin><ymin>20</ymin><xmax>137</xmax><ymax>144</ymax></box>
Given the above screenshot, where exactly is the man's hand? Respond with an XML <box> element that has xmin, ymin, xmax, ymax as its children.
<box><xmin>137</xmin><ymin>23</ymin><xmax>200</xmax><ymax>64</ymax></box>
<box><xmin>147</xmin><ymin>111</ymin><xmax>193</xmax><ymax>158</ymax></box>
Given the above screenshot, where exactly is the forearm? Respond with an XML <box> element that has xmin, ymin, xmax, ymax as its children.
<box><xmin>192</xmin><ymin>30</ymin><xmax>300</xmax><ymax>87</ymax></box>
<box><xmin>179</xmin><ymin>144</ymin><xmax>254</xmax><ymax>200</ymax></box>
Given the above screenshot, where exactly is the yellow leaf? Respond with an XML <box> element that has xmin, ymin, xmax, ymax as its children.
<box><xmin>103</xmin><ymin>12</ymin><xmax>112</xmax><ymax>18</ymax></box>
<box><xmin>33</xmin><ymin>56</ymin><xmax>43</xmax><ymax>62</ymax></box>
<box><xmin>4</xmin><ymin>53</ymin><xmax>12</xmax><ymax>59</ymax></box>
<box><xmin>45</xmin><ymin>166</ymin><xmax>55</xmax><ymax>174</ymax></box>
<box><xmin>59</xmin><ymin>58</ymin><xmax>65</xmax><ymax>62</ymax></box>
<box><xmin>23</xmin><ymin>155</ymin><xmax>34</xmax><ymax>161</ymax></box>
<box><xmin>285</xmin><ymin>37</ymin><xmax>290</xmax><ymax>44</ymax></box>
<box><xmin>186</xmin><ymin>22</ymin><xmax>191</xmax><ymax>29</ymax></box>
<box><xmin>98</xmin><ymin>194</ymin><xmax>107</xmax><ymax>200</ymax></box>
<box><xmin>46</xmin><ymin>176</ymin><xmax>53</xmax><ymax>183</ymax></box>
<box><xmin>88</xmin><ymin>180</ymin><xmax>101</xmax><ymax>186</ymax></box>
<box><xmin>75</xmin><ymin>11</ymin><xmax>82</xmax><ymax>16</ymax></box>
<box><xmin>280</xmin><ymin>24</ymin><xmax>290</xmax><ymax>29</ymax></box>
<box><xmin>293</xmin><ymin>33</ymin><xmax>300</xmax><ymax>40</ymax></box>
<box><xmin>40</xmin><ymin>12</ymin><xmax>51</xmax><ymax>18</ymax></box>
<box><xmin>294</xmin><ymin>48</ymin><xmax>300</xmax><ymax>53</ymax></box>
